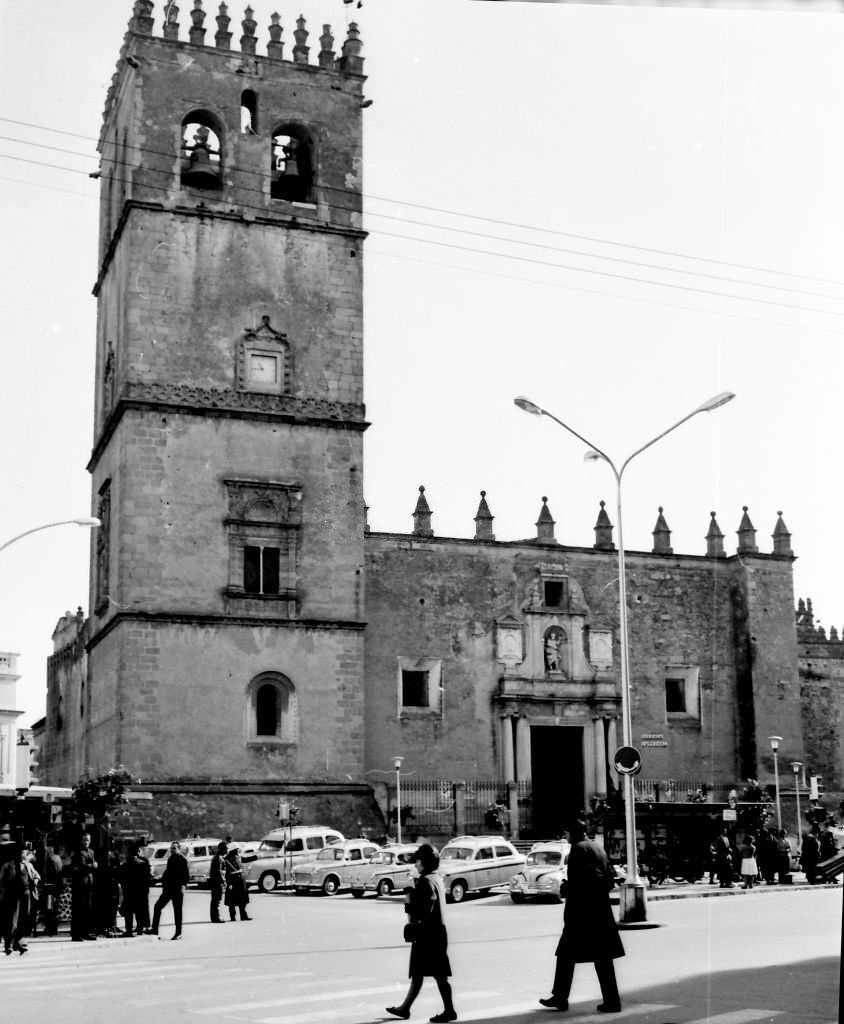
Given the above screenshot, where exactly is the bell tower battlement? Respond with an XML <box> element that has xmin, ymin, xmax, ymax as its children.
<box><xmin>90</xmin><ymin>2</ymin><xmax>368</xmax><ymax>462</ymax></box>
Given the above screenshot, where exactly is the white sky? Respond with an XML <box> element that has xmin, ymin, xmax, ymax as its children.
<box><xmin>1</xmin><ymin>1</ymin><xmax>843</xmax><ymax>730</ymax></box>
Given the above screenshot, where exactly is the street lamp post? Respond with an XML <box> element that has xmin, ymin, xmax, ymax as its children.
<box><xmin>514</xmin><ymin>391</ymin><xmax>735</xmax><ymax>924</ymax></box>
<box><xmin>0</xmin><ymin>517</ymin><xmax>101</xmax><ymax>554</ymax></box>
<box><xmin>791</xmin><ymin>761</ymin><xmax>803</xmax><ymax>849</ymax></box>
<box><xmin>769</xmin><ymin>736</ymin><xmax>783</xmax><ymax>831</ymax></box>
<box><xmin>393</xmin><ymin>756</ymin><xmax>405</xmax><ymax>844</ymax></box>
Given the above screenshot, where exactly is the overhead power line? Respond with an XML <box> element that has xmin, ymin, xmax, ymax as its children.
<box><xmin>2</xmin><ymin>112</ymin><xmax>842</xmax><ymax>292</ymax></box>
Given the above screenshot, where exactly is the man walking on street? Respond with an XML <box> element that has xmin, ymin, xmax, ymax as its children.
<box><xmin>148</xmin><ymin>842</ymin><xmax>189</xmax><ymax>940</ymax></box>
<box><xmin>539</xmin><ymin>819</ymin><xmax>624</xmax><ymax>1014</ymax></box>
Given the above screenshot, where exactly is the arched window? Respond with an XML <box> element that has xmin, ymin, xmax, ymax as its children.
<box><xmin>241</xmin><ymin>90</ymin><xmax>258</xmax><ymax>134</ymax></box>
<box><xmin>180</xmin><ymin>110</ymin><xmax>223</xmax><ymax>190</ymax></box>
<box><xmin>246</xmin><ymin>673</ymin><xmax>297</xmax><ymax>744</ymax></box>
<box><xmin>271</xmin><ymin>124</ymin><xmax>315</xmax><ymax>203</ymax></box>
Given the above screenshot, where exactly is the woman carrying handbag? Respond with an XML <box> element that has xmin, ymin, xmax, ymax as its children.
<box><xmin>387</xmin><ymin>844</ymin><xmax>457</xmax><ymax>1023</ymax></box>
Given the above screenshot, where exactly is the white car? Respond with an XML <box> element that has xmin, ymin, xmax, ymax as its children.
<box><xmin>244</xmin><ymin>826</ymin><xmax>345</xmax><ymax>892</ymax></box>
<box><xmin>509</xmin><ymin>841</ymin><xmax>571</xmax><ymax>902</ymax></box>
<box><xmin>292</xmin><ymin>840</ymin><xmax>381</xmax><ymax>895</ymax></box>
<box><xmin>438</xmin><ymin>836</ymin><xmax>526</xmax><ymax>903</ymax></box>
<box><xmin>349</xmin><ymin>844</ymin><xmax>420</xmax><ymax>898</ymax></box>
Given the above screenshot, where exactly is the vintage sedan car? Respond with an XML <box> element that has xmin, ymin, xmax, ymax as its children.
<box><xmin>349</xmin><ymin>844</ymin><xmax>420</xmax><ymax>898</ymax></box>
<box><xmin>143</xmin><ymin>841</ymin><xmax>173</xmax><ymax>885</ymax></box>
<box><xmin>508</xmin><ymin>841</ymin><xmax>571</xmax><ymax>902</ymax></box>
<box><xmin>438</xmin><ymin>836</ymin><xmax>526</xmax><ymax>903</ymax></box>
<box><xmin>291</xmin><ymin>839</ymin><xmax>381</xmax><ymax>895</ymax></box>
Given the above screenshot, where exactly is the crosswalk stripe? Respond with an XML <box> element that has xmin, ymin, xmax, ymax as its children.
<box><xmin>192</xmin><ymin>984</ymin><xmax>403</xmax><ymax>1016</ymax></box>
<box><xmin>532</xmin><ymin>1005</ymin><xmax>677</xmax><ymax>1023</ymax></box>
<box><xmin>685</xmin><ymin>1012</ymin><xmax>783</xmax><ymax>1024</ymax></box>
<box><xmin>1</xmin><ymin>961</ymin><xmax>195</xmax><ymax>983</ymax></box>
<box><xmin>255</xmin><ymin>1000</ymin><xmax>679</xmax><ymax>1024</ymax></box>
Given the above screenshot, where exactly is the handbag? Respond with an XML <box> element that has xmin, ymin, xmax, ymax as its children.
<box><xmin>403</xmin><ymin>922</ymin><xmax>421</xmax><ymax>943</ymax></box>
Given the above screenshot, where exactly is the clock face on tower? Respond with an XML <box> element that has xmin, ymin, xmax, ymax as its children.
<box><xmin>248</xmin><ymin>352</ymin><xmax>279</xmax><ymax>385</ymax></box>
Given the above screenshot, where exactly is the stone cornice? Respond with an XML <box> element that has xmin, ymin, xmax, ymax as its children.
<box><xmin>86</xmin><ymin>610</ymin><xmax>367</xmax><ymax>654</ymax></box>
<box><xmin>88</xmin><ymin>383</ymin><xmax>367</xmax><ymax>471</ymax></box>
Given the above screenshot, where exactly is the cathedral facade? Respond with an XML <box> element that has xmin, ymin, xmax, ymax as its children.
<box><xmin>39</xmin><ymin>3</ymin><xmax>819</xmax><ymax>841</ymax></box>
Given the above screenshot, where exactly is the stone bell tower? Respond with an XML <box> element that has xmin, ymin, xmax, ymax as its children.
<box><xmin>82</xmin><ymin>2</ymin><xmax>370</xmax><ymax>827</ymax></box>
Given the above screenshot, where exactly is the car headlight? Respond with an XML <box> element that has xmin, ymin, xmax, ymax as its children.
<box><xmin>511</xmin><ymin>873</ymin><xmax>526</xmax><ymax>885</ymax></box>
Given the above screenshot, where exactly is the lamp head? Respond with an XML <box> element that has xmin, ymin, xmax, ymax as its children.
<box><xmin>695</xmin><ymin>391</ymin><xmax>735</xmax><ymax>414</ymax></box>
<box><xmin>768</xmin><ymin>735</ymin><xmax>782</xmax><ymax>753</ymax></box>
<box><xmin>392</xmin><ymin>756</ymin><xmax>404</xmax><ymax>770</ymax></box>
<box><xmin>73</xmin><ymin>517</ymin><xmax>101</xmax><ymax>528</ymax></box>
<box><xmin>790</xmin><ymin>761</ymin><xmax>803</xmax><ymax>773</ymax></box>
<box><xmin>514</xmin><ymin>396</ymin><xmax>543</xmax><ymax>417</ymax></box>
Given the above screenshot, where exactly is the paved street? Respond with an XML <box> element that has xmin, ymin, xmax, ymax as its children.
<box><xmin>3</xmin><ymin>886</ymin><xmax>839</xmax><ymax>1024</ymax></box>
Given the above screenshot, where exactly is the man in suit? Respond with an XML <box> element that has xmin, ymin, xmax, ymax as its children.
<box><xmin>209</xmin><ymin>841</ymin><xmax>228</xmax><ymax>923</ymax></box>
<box><xmin>70</xmin><ymin>832</ymin><xmax>97</xmax><ymax>941</ymax></box>
<box><xmin>539</xmin><ymin>819</ymin><xmax>624</xmax><ymax>1014</ymax></box>
<box><xmin>149</xmin><ymin>842</ymin><xmax>190</xmax><ymax>939</ymax></box>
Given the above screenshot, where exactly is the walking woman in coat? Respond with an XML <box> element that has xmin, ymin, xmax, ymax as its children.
<box><xmin>0</xmin><ymin>844</ymin><xmax>28</xmax><ymax>955</ymax></box>
<box><xmin>539</xmin><ymin>819</ymin><xmax>624</xmax><ymax>1014</ymax></box>
<box><xmin>386</xmin><ymin>843</ymin><xmax>456</xmax><ymax>1023</ymax></box>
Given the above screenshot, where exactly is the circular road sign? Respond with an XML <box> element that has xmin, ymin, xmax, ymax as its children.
<box><xmin>613</xmin><ymin>745</ymin><xmax>642</xmax><ymax>775</ymax></box>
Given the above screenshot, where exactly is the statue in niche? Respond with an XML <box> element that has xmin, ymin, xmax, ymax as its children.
<box><xmin>543</xmin><ymin>626</ymin><xmax>567</xmax><ymax>674</ymax></box>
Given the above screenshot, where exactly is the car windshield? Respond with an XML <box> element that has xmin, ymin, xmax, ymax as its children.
<box><xmin>527</xmin><ymin>851</ymin><xmax>561</xmax><ymax>866</ymax></box>
<box><xmin>258</xmin><ymin>840</ymin><xmax>285</xmax><ymax>853</ymax></box>
<box><xmin>441</xmin><ymin>847</ymin><xmax>473</xmax><ymax>861</ymax></box>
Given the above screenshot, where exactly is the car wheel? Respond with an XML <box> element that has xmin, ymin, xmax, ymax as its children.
<box><xmin>449</xmin><ymin>880</ymin><xmax>467</xmax><ymax>904</ymax></box>
<box><xmin>376</xmin><ymin>878</ymin><xmax>394</xmax><ymax>898</ymax></box>
<box><xmin>322</xmin><ymin>876</ymin><xmax>340</xmax><ymax>896</ymax></box>
<box><xmin>510</xmin><ymin>892</ymin><xmax>525</xmax><ymax>903</ymax></box>
<box><xmin>351</xmin><ymin>889</ymin><xmax>365</xmax><ymax>899</ymax></box>
<box><xmin>557</xmin><ymin>882</ymin><xmax>568</xmax><ymax>901</ymax></box>
<box><xmin>258</xmin><ymin>872</ymin><xmax>280</xmax><ymax>893</ymax></box>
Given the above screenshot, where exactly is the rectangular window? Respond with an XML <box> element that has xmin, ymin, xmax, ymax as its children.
<box><xmin>665</xmin><ymin>667</ymin><xmax>701</xmax><ymax>722</ymax></box>
<box><xmin>397</xmin><ymin>658</ymin><xmax>443</xmax><ymax>716</ymax></box>
<box><xmin>665</xmin><ymin>678</ymin><xmax>687</xmax><ymax>713</ymax></box>
<box><xmin>306</xmin><ymin>836</ymin><xmax>323</xmax><ymax>851</ymax></box>
<box><xmin>402</xmin><ymin>670</ymin><xmax>430</xmax><ymax>708</ymax></box>
<box><xmin>544</xmin><ymin>581</ymin><xmax>564</xmax><ymax>607</ymax></box>
<box><xmin>244</xmin><ymin>545</ymin><xmax>281</xmax><ymax>595</ymax></box>
<box><xmin>287</xmin><ymin>838</ymin><xmax>304</xmax><ymax>852</ymax></box>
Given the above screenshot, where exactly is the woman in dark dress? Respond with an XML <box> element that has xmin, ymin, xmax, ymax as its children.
<box><xmin>387</xmin><ymin>844</ymin><xmax>456</xmax><ymax>1023</ymax></box>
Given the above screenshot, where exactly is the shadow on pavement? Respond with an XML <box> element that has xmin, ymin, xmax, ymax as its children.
<box><xmin>446</xmin><ymin>956</ymin><xmax>839</xmax><ymax>1023</ymax></box>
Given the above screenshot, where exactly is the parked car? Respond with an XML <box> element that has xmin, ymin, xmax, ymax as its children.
<box><xmin>438</xmin><ymin>836</ymin><xmax>526</xmax><ymax>903</ymax></box>
<box><xmin>181</xmin><ymin>837</ymin><xmax>223</xmax><ymax>886</ymax></box>
<box><xmin>349</xmin><ymin>843</ymin><xmax>419</xmax><ymax>898</ymax></box>
<box><xmin>244</xmin><ymin>826</ymin><xmax>345</xmax><ymax>892</ymax></box>
<box><xmin>291</xmin><ymin>839</ymin><xmax>381</xmax><ymax>895</ymax></box>
<box><xmin>508</xmin><ymin>840</ymin><xmax>570</xmax><ymax>902</ymax></box>
<box><xmin>142</xmin><ymin>841</ymin><xmax>173</xmax><ymax>885</ymax></box>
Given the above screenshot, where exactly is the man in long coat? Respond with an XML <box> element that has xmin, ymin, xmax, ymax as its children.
<box><xmin>209</xmin><ymin>841</ymin><xmax>228</xmax><ymax>923</ymax></box>
<box><xmin>539</xmin><ymin>819</ymin><xmax>624</xmax><ymax>1014</ymax></box>
<box><xmin>119</xmin><ymin>842</ymin><xmax>152</xmax><ymax>936</ymax></box>
<box><xmin>70</xmin><ymin>832</ymin><xmax>97</xmax><ymax>941</ymax></box>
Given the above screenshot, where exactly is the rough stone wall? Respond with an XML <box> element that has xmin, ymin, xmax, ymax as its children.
<box><xmin>799</xmin><ymin>637</ymin><xmax>844</xmax><ymax>792</ymax></box>
<box><xmin>363</xmin><ymin>535</ymin><xmax>766</xmax><ymax>788</ymax></box>
<box><xmin>729</xmin><ymin>557</ymin><xmax>802</xmax><ymax>783</ymax></box>
<box><xmin>43</xmin><ymin>614</ymin><xmax>89</xmax><ymax>785</ymax></box>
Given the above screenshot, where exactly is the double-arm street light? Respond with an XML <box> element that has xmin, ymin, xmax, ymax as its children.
<box><xmin>514</xmin><ymin>390</ymin><xmax>735</xmax><ymax>924</ymax></box>
<box><xmin>0</xmin><ymin>517</ymin><xmax>101</xmax><ymax>554</ymax></box>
